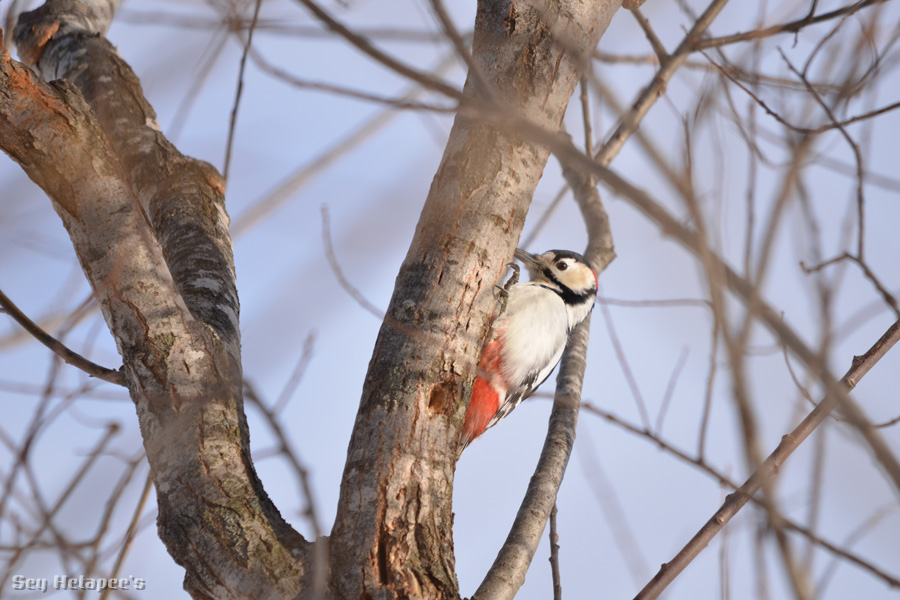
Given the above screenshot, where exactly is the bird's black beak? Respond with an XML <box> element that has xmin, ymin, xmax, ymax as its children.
<box><xmin>513</xmin><ymin>248</ymin><xmax>539</xmax><ymax>266</ymax></box>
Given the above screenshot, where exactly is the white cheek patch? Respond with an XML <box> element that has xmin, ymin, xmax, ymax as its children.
<box><xmin>558</xmin><ymin>266</ymin><xmax>595</xmax><ymax>291</ymax></box>
<box><xmin>578</xmin><ymin>269</ymin><xmax>596</xmax><ymax>290</ymax></box>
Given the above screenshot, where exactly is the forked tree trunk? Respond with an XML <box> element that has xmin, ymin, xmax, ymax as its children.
<box><xmin>0</xmin><ymin>0</ymin><xmax>621</xmax><ymax>598</ymax></box>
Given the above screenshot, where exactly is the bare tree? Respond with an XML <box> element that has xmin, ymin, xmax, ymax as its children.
<box><xmin>1</xmin><ymin>0</ymin><xmax>898</xmax><ymax>599</ymax></box>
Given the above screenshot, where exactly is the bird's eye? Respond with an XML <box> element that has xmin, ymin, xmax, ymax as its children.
<box><xmin>556</xmin><ymin>261</ymin><xmax>568</xmax><ymax>271</ymax></box>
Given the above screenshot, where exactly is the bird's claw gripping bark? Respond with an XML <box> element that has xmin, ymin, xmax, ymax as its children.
<box><xmin>496</xmin><ymin>262</ymin><xmax>520</xmax><ymax>315</ymax></box>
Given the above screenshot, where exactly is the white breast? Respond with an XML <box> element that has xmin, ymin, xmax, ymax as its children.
<box><xmin>494</xmin><ymin>282</ymin><xmax>569</xmax><ymax>389</ymax></box>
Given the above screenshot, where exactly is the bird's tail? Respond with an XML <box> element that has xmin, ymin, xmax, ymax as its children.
<box><xmin>457</xmin><ymin>376</ymin><xmax>500</xmax><ymax>458</ymax></box>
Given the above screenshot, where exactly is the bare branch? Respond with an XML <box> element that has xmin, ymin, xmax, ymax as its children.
<box><xmin>801</xmin><ymin>253</ymin><xmax>900</xmax><ymax>317</ymax></box>
<box><xmin>291</xmin><ymin>0</ymin><xmax>463</xmax><ymax>101</ymax></box>
<box><xmin>473</xmin><ymin>318</ymin><xmax>593</xmax><ymax>600</ymax></box>
<box><xmin>100</xmin><ymin>472</ymin><xmax>152</xmax><ymax>600</ymax></box>
<box><xmin>321</xmin><ymin>205</ymin><xmax>386</xmax><ymax>319</ymax></box>
<box><xmin>655</xmin><ymin>346</ymin><xmax>689</xmax><ymax>435</ymax></box>
<box><xmin>429</xmin><ymin>0</ymin><xmax>494</xmax><ymax>99</ymax></box>
<box><xmin>0</xmin><ymin>423</ymin><xmax>120</xmax><ymax>589</ymax></box>
<box><xmin>232</xmin><ymin>50</ymin><xmax>460</xmax><ymax>236</ymax></box>
<box><xmin>117</xmin><ymin>9</ymin><xmax>449</xmax><ymax>43</ymax></box>
<box><xmin>696</xmin><ymin>0</ymin><xmax>888</xmax><ymax>50</ymax></box>
<box><xmin>3</xmin><ymin>0</ymin><xmax>898</xmax><ymax>597</ymax></box>
<box><xmin>597</xmin><ymin>0</ymin><xmax>731</xmax><ymax>166</ymax></box>
<box><xmin>273</xmin><ymin>332</ymin><xmax>317</xmax><ymax>415</ymax></box>
<box><xmin>630</xmin><ymin>7</ymin><xmax>668</xmax><ymax>65</ymax></box>
<box><xmin>581</xmin><ymin>400</ymin><xmax>900</xmax><ymax>590</ymax></box>
<box><xmin>549</xmin><ymin>503</ymin><xmax>562</xmax><ymax>600</ymax></box>
<box><xmin>0</xmin><ymin>288</ymin><xmax>125</xmax><ymax>386</ymax></box>
<box><xmin>633</xmin><ymin>319</ymin><xmax>900</xmax><ymax>599</ymax></box>
<box><xmin>223</xmin><ymin>0</ymin><xmax>262</xmax><ymax>182</ymax></box>
<box><xmin>248</xmin><ymin>46</ymin><xmax>457</xmax><ymax>112</ymax></box>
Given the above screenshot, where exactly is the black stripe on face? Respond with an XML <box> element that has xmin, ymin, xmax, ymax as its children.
<box><xmin>541</xmin><ymin>269</ymin><xmax>596</xmax><ymax>307</ymax></box>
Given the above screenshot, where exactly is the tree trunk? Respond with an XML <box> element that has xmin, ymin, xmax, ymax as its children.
<box><xmin>7</xmin><ymin>2</ymin><xmax>308</xmax><ymax>598</ymax></box>
<box><xmin>328</xmin><ymin>2</ymin><xmax>620</xmax><ymax>599</ymax></box>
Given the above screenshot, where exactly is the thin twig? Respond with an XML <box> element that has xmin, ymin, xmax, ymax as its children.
<box><xmin>100</xmin><ymin>471</ymin><xmax>152</xmax><ymax>600</ymax></box>
<box><xmin>703</xmin><ymin>49</ymin><xmax>900</xmax><ymax>135</ymax></box>
<box><xmin>778</xmin><ymin>49</ymin><xmax>867</xmax><ymax>260</ymax></box>
<box><xmin>520</xmin><ymin>183</ymin><xmax>570</xmax><ymax>251</ymax></box>
<box><xmin>0</xmin><ymin>424</ymin><xmax>120</xmax><ymax>590</ymax></box>
<box><xmin>579</xmin><ymin>77</ymin><xmax>593</xmax><ymax>154</ymax></box>
<box><xmin>244</xmin><ymin>383</ymin><xmax>323</xmax><ymax>538</ymax></box>
<box><xmin>243</xmin><ymin>382</ymin><xmax>329</xmax><ymax>597</ymax></box>
<box><xmin>630</xmin><ymin>7</ymin><xmax>668</xmax><ymax>64</ymax></box>
<box><xmin>430</xmin><ymin>0</ymin><xmax>494</xmax><ymax>100</ymax></box>
<box><xmin>598</xmin><ymin>296</ymin><xmax>711</xmax><ymax>309</ymax></box>
<box><xmin>272</xmin><ymin>332</ymin><xmax>316</xmax><ymax>415</ymax></box>
<box><xmin>118</xmin><ymin>10</ymin><xmax>448</xmax><ymax>43</ymax></box>
<box><xmin>697</xmin><ymin>318</ymin><xmax>719</xmax><ymax>461</ymax></box>
<box><xmin>232</xmin><ymin>51</ymin><xmax>460</xmax><ymax>236</ymax></box>
<box><xmin>655</xmin><ymin>346</ymin><xmax>689</xmax><ymax>436</ymax></box>
<box><xmin>549</xmin><ymin>503</ymin><xmax>562</xmax><ymax>600</ymax></box>
<box><xmin>514</xmin><ymin>119</ymin><xmax>900</xmax><ymax>500</ymax></box>
<box><xmin>813</xmin><ymin>505</ymin><xmax>898</xmax><ymax>593</ymax></box>
<box><xmin>597</xmin><ymin>289</ymin><xmax>651</xmax><ymax>430</ymax></box>
<box><xmin>578</xmin><ymin>429</ymin><xmax>649</xmax><ymax>585</ymax></box>
<box><xmin>249</xmin><ymin>47</ymin><xmax>456</xmax><ymax>112</ymax></box>
<box><xmin>696</xmin><ymin>0</ymin><xmax>885</xmax><ymax>49</ymax></box>
<box><xmin>321</xmin><ymin>205</ymin><xmax>385</xmax><ymax>319</ymax></box>
<box><xmin>169</xmin><ymin>30</ymin><xmax>229</xmax><ymax>141</ymax></box>
<box><xmin>0</xmin><ymin>288</ymin><xmax>125</xmax><ymax>386</ymax></box>
<box><xmin>82</xmin><ymin>450</ymin><xmax>145</xmax><ymax>584</ymax></box>
<box><xmin>632</xmin><ymin>319</ymin><xmax>900</xmax><ymax>599</ymax></box>
<box><xmin>580</xmin><ymin>401</ymin><xmax>900</xmax><ymax>590</ymax></box>
<box><xmin>597</xmin><ymin>0</ymin><xmax>731</xmax><ymax>166</ymax></box>
<box><xmin>801</xmin><ymin>253</ymin><xmax>900</xmax><ymax>317</ymax></box>
<box><xmin>292</xmin><ymin>0</ymin><xmax>463</xmax><ymax>101</ymax></box>
<box><xmin>223</xmin><ymin>0</ymin><xmax>263</xmax><ymax>182</ymax></box>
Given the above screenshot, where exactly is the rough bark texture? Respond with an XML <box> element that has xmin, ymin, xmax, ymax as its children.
<box><xmin>6</xmin><ymin>2</ymin><xmax>308</xmax><ymax>598</ymax></box>
<box><xmin>328</xmin><ymin>1</ymin><xmax>620</xmax><ymax>599</ymax></box>
<box><xmin>17</xmin><ymin>0</ymin><xmax>241</xmax><ymax>364</ymax></box>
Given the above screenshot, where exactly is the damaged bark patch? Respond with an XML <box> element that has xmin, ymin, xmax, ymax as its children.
<box><xmin>427</xmin><ymin>380</ymin><xmax>459</xmax><ymax>418</ymax></box>
<box><xmin>376</xmin><ymin>526</ymin><xmax>390</xmax><ymax>586</ymax></box>
<box><xmin>503</xmin><ymin>2</ymin><xmax>517</xmax><ymax>35</ymax></box>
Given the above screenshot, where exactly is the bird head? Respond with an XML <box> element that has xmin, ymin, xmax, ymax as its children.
<box><xmin>513</xmin><ymin>248</ymin><xmax>598</xmax><ymax>301</ymax></box>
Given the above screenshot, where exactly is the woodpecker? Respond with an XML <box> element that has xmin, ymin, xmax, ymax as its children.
<box><xmin>458</xmin><ymin>248</ymin><xmax>598</xmax><ymax>455</ymax></box>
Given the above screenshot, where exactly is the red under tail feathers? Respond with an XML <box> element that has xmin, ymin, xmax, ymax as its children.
<box><xmin>461</xmin><ymin>376</ymin><xmax>499</xmax><ymax>449</ymax></box>
<box><xmin>459</xmin><ymin>338</ymin><xmax>504</xmax><ymax>454</ymax></box>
